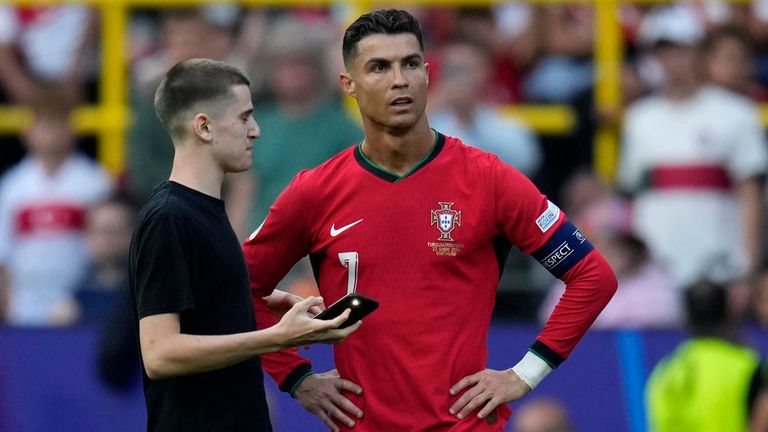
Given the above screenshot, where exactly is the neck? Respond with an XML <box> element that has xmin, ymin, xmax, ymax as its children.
<box><xmin>168</xmin><ymin>141</ymin><xmax>224</xmax><ymax>199</ymax></box>
<box><xmin>38</xmin><ymin>153</ymin><xmax>69</xmax><ymax>176</ymax></box>
<box><xmin>360</xmin><ymin>117</ymin><xmax>435</xmax><ymax>176</ymax></box>
<box><xmin>663</xmin><ymin>79</ymin><xmax>701</xmax><ymax>101</ymax></box>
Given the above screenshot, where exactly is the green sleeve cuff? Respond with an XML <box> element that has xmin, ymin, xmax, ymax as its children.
<box><xmin>289</xmin><ymin>370</ymin><xmax>315</xmax><ymax>398</ymax></box>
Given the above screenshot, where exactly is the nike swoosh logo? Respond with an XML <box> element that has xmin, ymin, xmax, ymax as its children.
<box><xmin>330</xmin><ymin>219</ymin><xmax>363</xmax><ymax>237</ymax></box>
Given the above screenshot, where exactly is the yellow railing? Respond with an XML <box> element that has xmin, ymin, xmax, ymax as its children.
<box><xmin>1</xmin><ymin>0</ymin><xmax>756</xmax><ymax>181</ymax></box>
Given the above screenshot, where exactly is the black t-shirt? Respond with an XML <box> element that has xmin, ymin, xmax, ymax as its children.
<box><xmin>129</xmin><ymin>181</ymin><xmax>271</xmax><ymax>432</ymax></box>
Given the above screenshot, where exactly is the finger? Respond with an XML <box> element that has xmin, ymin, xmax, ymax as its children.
<box><xmin>308</xmin><ymin>305</ymin><xmax>324</xmax><ymax>316</ymax></box>
<box><xmin>477</xmin><ymin>397</ymin><xmax>501</xmax><ymax>419</ymax></box>
<box><xmin>450</xmin><ymin>373</ymin><xmax>480</xmax><ymax>395</ymax></box>
<box><xmin>332</xmin><ymin>394</ymin><xmax>364</xmax><ymax>418</ymax></box>
<box><xmin>327</xmin><ymin>308</ymin><xmax>352</xmax><ymax>328</ymax></box>
<box><xmin>457</xmin><ymin>393</ymin><xmax>491</xmax><ymax>420</ymax></box>
<box><xmin>336</xmin><ymin>378</ymin><xmax>363</xmax><ymax>395</ymax></box>
<box><xmin>295</xmin><ymin>296</ymin><xmax>324</xmax><ymax>313</ymax></box>
<box><xmin>327</xmin><ymin>405</ymin><xmax>356</xmax><ymax>428</ymax></box>
<box><xmin>338</xmin><ymin>320</ymin><xmax>362</xmax><ymax>336</ymax></box>
<box><xmin>314</xmin><ymin>409</ymin><xmax>339</xmax><ymax>432</ymax></box>
<box><xmin>449</xmin><ymin>384</ymin><xmax>481</xmax><ymax>415</ymax></box>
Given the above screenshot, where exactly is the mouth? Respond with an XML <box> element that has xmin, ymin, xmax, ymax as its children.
<box><xmin>390</xmin><ymin>96</ymin><xmax>414</xmax><ymax>109</ymax></box>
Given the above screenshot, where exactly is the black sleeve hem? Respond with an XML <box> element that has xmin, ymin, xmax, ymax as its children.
<box><xmin>531</xmin><ymin>340</ymin><xmax>565</xmax><ymax>368</ymax></box>
<box><xmin>280</xmin><ymin>363</ymin><xmax>313</xmax><ymax>393</ymax></box>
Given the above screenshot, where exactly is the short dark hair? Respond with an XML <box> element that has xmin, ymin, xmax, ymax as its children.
<box><xmin>154</xmin><ymin>58</ymin><xmax>250</xmax><ymax>138</ymax></box>
<box><xmin>342</xmin><ymin>9</ymin><xmax>424</xmax><ymax>66</ymax></box>
<box><xmin>684</xmin><ymin>280</ymin><xmax>729</xmax><ymax>337</ymax></box>
<box><xmin>700</xmin><ymin>25</ymin><xmax>753</xmax><ymax>56</ymax></box>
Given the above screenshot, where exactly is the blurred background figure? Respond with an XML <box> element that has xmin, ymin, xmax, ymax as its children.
<box><xmin>0</xmin><ymin>4</ymin><xmax>98</xmax><ymax>176</ymax></box>
<box><xmin>511</xmin><ymin>397</ymin><xmax>572</xmax><ymax>432</ymax></box>
<box><xmin>49</xmin><ymin>194</ymin><xmax>136</xmax><ymax>326</ymax></box>
<box><xmin>539</xmin><ymin>171</ymin><xmax>680</xmax><ymax>329</ymax></box>
<box><xmin>619</xmin><ymin>5</ymin><xmax>768</xmax><ymax>290</ymax></box>
<box><xmin>430</xmin><ymin>38</ymin><xmax>542</xmax><ymax>176</ymax></box>
<box><xmin>248</xmin><ymin>15</ymin><xmax>362</xmax><ymax>228</ymax></box>
<box><xmin>522</xmin><ymin>4</ymin><xmax>594</xmax><ymax>104</ymax></box>
<box><xmin>48</xmin><ymin>194</ymin><xmax>141</xmax><ymax>390</ymax></box>
<box><xmin>246</xmin><ymin>15</ymin><xmax>363</xmax><ymax>297</ymax></box>
<box><xmin>0</xmin><ymin>90</ymin><xmax>112</xmax><ymax>326</ymax></box>
<box><xmin>646</xmin><ymin>280</ymin><xmax>759</xmax><ymax>432</ymax></box>
<box><xmin>0</xmin><ymin>4</ymin><xmax>97</xmax><ymax>105</ymax></box>
<box><xmin>127</xmin><ymin>6</ymin><xmax>260</xmax><ymax>238</ymax></box>
<box><xmin>702</xmin><ymin>25</ymin><xmax>768</xmax><ymax>100</ymax></box>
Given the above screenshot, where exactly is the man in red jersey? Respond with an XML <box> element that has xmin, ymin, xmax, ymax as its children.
<box><xmin>244</xmin><ymin>9</ymin><xmax>617</xmax><ymax>432</ymax></box>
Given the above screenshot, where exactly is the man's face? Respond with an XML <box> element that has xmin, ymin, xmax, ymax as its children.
<box><xmin>23</xmin><ymin>113</ymin><xmax>74</xmax><ymax>160</ymax></box>
<box><xmin>342</xmin><ymin>33</ymin><xmax>429</xmax><ymax>131</ymax></box>
<box><xmin>209</xmin><ymin>84</ymin><xmax>259</xmax><ymax>173</ymax></box>
<box><xmin>439</xmin><ymin>43</ymin><xmax>489</xmax><ymax>107</ymax></box>
<box><xmin>85</xmin><ymin>203</ymin><xmax>133</xmax><ymax>266</ymax></box>
<box><xmin>271</xmin><ymin>55</ymin><xmax>318</xmax><ymax>103</ymax></box>
<box><xmin>656</xmin><ymin>43</ymin><xmax>699</xmax><ymax>85</ymax></box>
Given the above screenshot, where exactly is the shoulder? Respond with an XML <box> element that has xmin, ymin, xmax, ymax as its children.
<box><xmin>290</xmin><ymin>145</ymin><xmax>356</xmax><ymax>189</ymax></box>
<box><xmin>700</xmin><ymin>86</ymin><xmax>759</xmax><ymax>117</ymax></box>
<box><xmin>0</xmin><ymin>158</ymin><xmax>33</xmax><ymax>187</ymax></box>
<box><xmin>442</xmin><ymin>134</ymin><xmax>516</xmax><ymax>172</ymax></box>
<box><xmin>69</xmin><ymin>154</ymin><xmax>111</xmax><ymax>181</ymax></box>
<box><xmin>624</xmin><ymin>94</ymin><xmax>666</xmax><ymax>120</ymax></box>
<box><xmin>136</xmin><ymin>185</ymin><xmax>193</xmax><ymax>226</ymax></box>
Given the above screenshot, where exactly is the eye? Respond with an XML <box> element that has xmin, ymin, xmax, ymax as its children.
<box><xmin>371</xmin><ymin>63</ymin><xmax>387</xmax><ymax>73</ymax></box>
<box><xmin>406</xmin><ymin>59</ymin><xmax>420</xmax><ymax>68</ymax></box>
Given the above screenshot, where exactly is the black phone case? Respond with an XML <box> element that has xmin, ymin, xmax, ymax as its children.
<box><xmin>313</xmin><ymin>293</ymin><xmax>379</xmax><ymax>329</ymax></box>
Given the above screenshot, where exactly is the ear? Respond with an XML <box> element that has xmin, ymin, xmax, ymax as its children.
<box><xmin>339</xmin><ymin>72</ymin><xmax>357</xmax><ymax>99</ymax></box>
<box><xmin>192</xmin><ymin>113</ymin><xmax>213</xmax><ymax>143</ymax></box>
<box><xmin>425</xmin><ymin>62</ymin><xmax>430</xmax><ymax>86</ymax></box>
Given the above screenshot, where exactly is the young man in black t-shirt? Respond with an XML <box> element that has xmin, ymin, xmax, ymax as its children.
<box><xmin>129</xmin><ymin>58</ymin><xmax>360</xmax><ymax>432</ymax></box>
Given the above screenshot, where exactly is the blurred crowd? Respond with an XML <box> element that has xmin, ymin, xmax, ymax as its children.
<box><xmin>2</xmin><ymin>2</ymin><xmax>768</xmax><ymax>343</ymax></box>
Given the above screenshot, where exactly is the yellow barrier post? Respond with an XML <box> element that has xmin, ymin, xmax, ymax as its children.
<box><xmin>99</xmin><ymin>0</ymin><xmax>128</xmax><ymax>177</ymax></box>
<box><xmin>593</xmin><ymin>0</ymin><xmax>622</xmax><ymax>182</ymax></box>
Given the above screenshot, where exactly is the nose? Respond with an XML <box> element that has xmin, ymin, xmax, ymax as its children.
<box><xmin>249</xmin><ymin>118</ymin><xmax>261</xmax><ymax>140</ymax></box>
<box><xmin>391</xmin><ymin>65</ymin><xmax>408</xmax><ymax>89</ymax></box>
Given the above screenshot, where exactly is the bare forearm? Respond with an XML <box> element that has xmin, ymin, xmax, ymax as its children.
<box><xmin>140</xmin><ymin>320</ymin><xmax>287</xmax><ymax>380</ymax></box>
<box><xmin>739</xmin><ymin>178</ymin><xmax>764</xmax><ymax>273</ymax></box>
<box><xmin>140</xmin><ymin>298</ymin><xmax>354</xmax><ymax>380</ymax></box>
<box><xmin>0</xmin><ymin>46</ymin><xmax>37</xmax><ymax>103</ymax></box>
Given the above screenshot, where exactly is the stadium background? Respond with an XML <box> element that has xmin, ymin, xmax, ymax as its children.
<box><xmin>2</xmin><ymin>0</ymin><xmax>768</xmax><ymax>431</ymax></box>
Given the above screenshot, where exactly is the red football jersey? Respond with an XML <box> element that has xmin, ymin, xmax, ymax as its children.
<box><xmin>245</xmin><ymin>133</ymin><xmax>615</xmax><ymax>431</ymax></box>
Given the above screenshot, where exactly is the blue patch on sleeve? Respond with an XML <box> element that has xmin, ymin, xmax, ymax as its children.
<box><xmin>531</xmin><ymin>220</ymin><xmax>593</xmax><ymax>279</ymax></box>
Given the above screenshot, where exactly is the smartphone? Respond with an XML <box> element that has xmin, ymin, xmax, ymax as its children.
<box><xmin>313</xmin><ymin>293</ymin><xmax>379</xmax><ymax>329</ymax></box>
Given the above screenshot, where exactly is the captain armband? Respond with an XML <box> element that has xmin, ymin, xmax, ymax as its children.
<box><xmin>531</xmin><ymin>220</ymin><xmax>593</xmax><ymax>279</ymax></box>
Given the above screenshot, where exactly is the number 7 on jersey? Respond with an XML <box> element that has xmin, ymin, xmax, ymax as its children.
<box><xmin>338</xmin><ymin>252</ymin><xmax>358</xmax><ymax>294</ymax></box>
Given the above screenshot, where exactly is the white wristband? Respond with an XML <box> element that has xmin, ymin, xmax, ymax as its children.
<box><xmin>511</xmin><ymin>351</ymin><xmax>553</xmax><ymax>390</ymax></box>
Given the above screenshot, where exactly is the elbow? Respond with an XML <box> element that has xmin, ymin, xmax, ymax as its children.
<box><xmin>141</xmin><ymin>348</ymin><xmax>175</xmax><ymax>380</ymax></box>
<box><xmin>144</xmin><ymin>363</ymin><xmax>166</xmax><ymax>380</ymax></box>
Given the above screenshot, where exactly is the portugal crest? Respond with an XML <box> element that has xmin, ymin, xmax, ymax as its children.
<box><xmin>431</xmin><ymin>202</ymin><xmax>462</xmax><ymax>241</ymax></box>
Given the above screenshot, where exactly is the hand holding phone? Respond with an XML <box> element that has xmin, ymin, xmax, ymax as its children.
<box><xmin>313</xmin><ymin>293</ymin><xmax>379</xmax><ymax>329</ymax></box>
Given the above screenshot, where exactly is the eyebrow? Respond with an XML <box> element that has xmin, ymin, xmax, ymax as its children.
<box><xmin>365</xmin><ymin>53</ymin><xmax>423</xmax><ymax>67</ymax></box>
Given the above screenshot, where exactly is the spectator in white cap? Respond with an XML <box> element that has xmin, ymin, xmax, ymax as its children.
<box><xmin>619</xmin><ymin>5</ymin><xmax>768</xmax><ymax>292</ymax></box>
